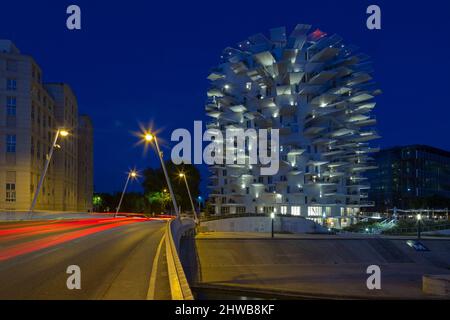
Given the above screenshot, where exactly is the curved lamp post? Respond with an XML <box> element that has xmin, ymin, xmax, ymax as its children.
<box><xmin>417</xmin><ymin>213</ymin><xmax>422</xmax><ymax>239</ymax></box>
<box><xmin>143</xmin><ymin>132</ymin><xmax>179</xmax><ymax>217</ymax></box>
<box><xmin>29</xmin><ymin>128</ymin><xmax>69</xmax><ymax>216</ymax></box>
<box><xmin>115</xmin><ymin>170</ymin><xmax>138</xmax><ymax>217</ymax></box>
<box><xmin>179</xmin><ymin>172</ymin><xmax>198</xmax><ymax>223</ymax></box>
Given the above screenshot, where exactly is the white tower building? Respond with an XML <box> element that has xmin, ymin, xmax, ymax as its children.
<box><xmin>206</xmin><ymin>25</ymin><xmax>380</xmax><ymax>228</ymax></box>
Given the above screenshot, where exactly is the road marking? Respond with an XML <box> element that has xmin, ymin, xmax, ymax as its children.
<box><xmin>146</xmin><ymin>232</ymin><xmax>166</xmax><ymax>300</ymax></box>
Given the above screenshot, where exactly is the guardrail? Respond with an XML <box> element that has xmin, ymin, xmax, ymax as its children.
<box><xmin>165</xmin><ymin>218</ymin><xmax>195</xmax><ymax>300</ymax></box>
<box><xmin>383</xmin><ymin>223</ymin><xmax>450</xmax><ymax>235</ymax></box>
<box><xmin>199</xmin><ymin>212</ymin><xmax>309</xmax><ymax>222</ymax></box>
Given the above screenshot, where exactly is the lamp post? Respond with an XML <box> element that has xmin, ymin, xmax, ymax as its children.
<box><xmin>29</xmin><ymin>128</ymin><xmax>69</xmax><ymax>216</ymax></box>
<box><xmin>115</xmin><ymin>170</ymin><xmax>137</xmax><ymax>217</ymax></box>
<box><xmin>270</xmin><ymin>212</ymin><xmax>275</xmax><ymax>238</ymax></box>
<box><xmin>179</xmin><ymin>173</ymin><xmax>198</xmax><ymax>223</ymax></box>
<box><xmin>197</xmin><ymin>196</ymin><xmax>203</xmax><ymax>215</ymax></box>
<box><xmin>144</xmin><ymin>132</ymin><xmax>179</xmax><ymax>217</ymax></box>
<box><xmin>417</xmin><ymin>213</ymin><xmax>422</xmax><ymax>240</ymax></box>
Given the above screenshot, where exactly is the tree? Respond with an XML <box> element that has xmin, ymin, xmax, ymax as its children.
<box><xmin>92</xmin><ymin>192</ymin><xmax>149</xmax><ymax>213</ymax></box>
<box><xmin>142</xmin><ymin>161</ymin><xmax>201</xmax><ymax>214</ymax></box>
<box><xmin>147</xmin><ymin>191</ymin><xmax>171</xmax><ymax>214</ymax></box>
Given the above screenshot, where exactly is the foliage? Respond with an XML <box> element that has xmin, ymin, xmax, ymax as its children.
<box><xmin>92</xmin><ymin>162</ymin><xmax>203</xmax><ymax>215</ymax></box>
<box><xmin>142</xmin><ymin>161</ymin><xmax>201</xmax><ymax>214</ymax></box>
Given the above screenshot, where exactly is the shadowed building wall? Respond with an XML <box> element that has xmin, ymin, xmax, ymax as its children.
<box><xmin>77</xmin><ymin>115</ymin><xmax>93</xmax><ymax>212</ymax></box>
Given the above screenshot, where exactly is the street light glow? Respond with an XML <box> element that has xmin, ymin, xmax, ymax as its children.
<box><xmin>130</xmin><ymin>171</ymin><xmax>137</xmax><ymax>178</ymax></box>
<box><xmin>139</xmin><ymin>126</ymin><xmax>179</xmax><ymax>217</ymax></box>
<box><xmin>179</xmin><ymin>173</ymin><xmax>185</xmax><ymax>177</ymax></box>
<box><xmin>29</xmin><ymin>127</ymin><xmax>70</xmax><ymax>214</ymax></box>
<box><xmin>144</xmin><ymin>133</ymin><xmax>154</xmax><ymax>142</ymax></box>
<box><xmin>417</xmin><ymin>214</ymin><xmax>422</xmax><ymax>221</ymax></box>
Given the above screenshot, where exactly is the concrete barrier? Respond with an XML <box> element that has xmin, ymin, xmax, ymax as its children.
<box><xmin>423</xmin><ymin>275</ymin><xmax>450</xmax><ymax>296</ymax></box>
<box><xmin>200</xmin><ymin>215</ymin><xmax>328</xmax><ymax>234</ymax></box>
<box><xmin>166</xmin><ymin>218</ymin><xmax>195</xmax><ymax>300</ymax></box>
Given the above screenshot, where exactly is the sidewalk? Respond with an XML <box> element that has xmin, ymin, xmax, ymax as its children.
<box><xmin>0</xmin><ymin>211</ymin><xmax>107</xmax><ymax>221</ymax></box>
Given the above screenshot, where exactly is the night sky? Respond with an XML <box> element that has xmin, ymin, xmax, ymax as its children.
<box><xmin>1</xmin><ymin>0</ymin><xmax>450</xmax><ymax>194</ymax></box>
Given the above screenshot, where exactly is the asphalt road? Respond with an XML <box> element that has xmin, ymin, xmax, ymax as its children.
<box><xmin>0</xmin><ymin>218</ymin><xmax>168</xmax><ymax>299</ymax></box>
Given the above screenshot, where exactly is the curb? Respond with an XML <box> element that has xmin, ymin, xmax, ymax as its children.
<box><xmin>166</xmin><ymin>219</ymin><xmax>194</xmax><ymax>300</ymax></box>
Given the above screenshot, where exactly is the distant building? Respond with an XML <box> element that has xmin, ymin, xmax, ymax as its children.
<box><xmin>0</xmin><ymin>40</ymin><xmax>93</xmax><ymax>212</ymax></box>
<box><xmin>205</xmin><ymin>25</ymin><xmax>380</xmax><ymax>228</ymax></box>
<box><xmin>77</xmin><ymin>115</ymin><xmax>93</xmax><ymax>212</ymax></box>
<box><xmin>45</xmin><ymin>83</ymin><xmax>79</xmax><ymax>211</ymax></box>
<box><xmin>367</xmin><ymin>145</ymin><xmax>450</xmax><ymax>211</ymax></box>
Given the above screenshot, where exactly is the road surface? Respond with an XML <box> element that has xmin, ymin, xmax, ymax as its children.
<box><xmin>0</xmin><ymin>217</ymin><xmax>170</xmax><ymax>299</ymax></box>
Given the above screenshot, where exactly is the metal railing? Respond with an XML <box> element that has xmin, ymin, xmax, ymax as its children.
<box><xmin>199</xmin><ymin>212</ymin><xmax>308</xmax><ymax>222</ymax></box>
<box><xmin>382</xmin><ymin>223</ymin><xmax>450</xmax><ymax>235</ymax></box>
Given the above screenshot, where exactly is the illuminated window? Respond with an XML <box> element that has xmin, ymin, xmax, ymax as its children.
<box><xmin>291</xmin><ymin>206</ymin><xmax>301</xmax><ymax>216</ymax></box>
<box><xmin>308</xmin><ymin>206</ymin><xmax>322</xmax><ymax>216</ymax></box>
<box><xmin>281</xmin><ymin>206</ymin><xmax>287</xmax><ymax>215</ymax></box>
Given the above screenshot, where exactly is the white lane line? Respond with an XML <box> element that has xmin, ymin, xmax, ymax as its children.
<box><xmin>146</xmin><ymin>232</ymin><xmax>166</xmax><ymax>300</ymax></box>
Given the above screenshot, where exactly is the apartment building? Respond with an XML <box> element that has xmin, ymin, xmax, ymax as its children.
<box><xmin>77</xmin><ymin>115</ymin><xmax>93</xmax><ymax>212</ymax></box>
<box><xmin>45</xmin><ymin>83</ymin><xmax>79</xmax><ymax>211</ymax></box>
<box><xmin>205</xmin><ymin>25</ymin><xmax>380</xmax><ymax>228</ymax></box>
<box><xmin>0</xmin><ymin>40</ymin><xmax>93</xmax><ymax>212</ymax></box>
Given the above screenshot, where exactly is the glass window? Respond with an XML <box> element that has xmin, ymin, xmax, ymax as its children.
<box><xmin>281</xmin><ymin>206</ymin><xmax>287</xmax><ymax>215</ymax></box>
<box><xmin>6</xmin><ymin>135</ymin><xmax>16</xmax><ymax>153</ymax></box>
<box><xmin>263</xmin><ymin>206</ymin><xmax>275</xmax><ymax>214</ymax></box>
<box><xmin>291</xmin><ymin>206</ymin><xmax>301</xmax><ymax>216</ymax></box>
<box><xmin>308</xmin><ymin>206</ymin><xmax>322</xmax><ymax>216</ymax></box>
<box><xmin>6</xmin><ymin>96</ymin><xmax>16</xmax><ymax>116</ymax></box>
<box><xmin>236</xmin><ymin>206</ymin><xmax>246</xmax><ymax>214</ymax></box>
<box><xmin>6</xmin><ymin>78</ymin><xmax>17</xmax><ymax>91</ymax></box>
<box><xmin>6</xmin><ymin>183</ymin><xmax>16</xmax><ymax>202</ymax></box>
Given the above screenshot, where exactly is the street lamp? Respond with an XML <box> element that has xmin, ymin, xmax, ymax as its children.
<box><xmin>179</xmin><ymin>172</ymin><xmax>198</xmax><ymax>223</ymax></box>
<box><xmin>143</xmin><ymin>131</ymin><xmax>179</xmax><ymax>217</ymax></box>
<box><xmin>270</xmin><ymin>211</ymin><xmax>275</xmax><ymax>238</ymax></box>
<box><xmin>417</xmin><ymin>213</ymin><xmax>422</xmax><ymax>239</ymax></box>
<box><xmin>29</xmin><ymin>128</ymin><xmax>69</xmax><ymax>215</ymax></box>
<box><xmin>197</xmin><ymin>196</ymin><xmax>203</xmax><ymax>214</ymax></box>
<box><xmin>115</xmin><ymin>170</ymin><xmax>138</xmax><ymax>217</ymax></box>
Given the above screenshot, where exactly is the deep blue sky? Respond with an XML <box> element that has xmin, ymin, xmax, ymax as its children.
<box><xmin>1</xmin><ymin>0</ymin><xmax>450</xmax><ymax>194</ymax></box>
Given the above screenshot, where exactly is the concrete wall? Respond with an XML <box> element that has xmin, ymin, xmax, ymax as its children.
<box><xmin>171</xmin><ymin>218</ymin><xmax>196</xmax><ymax>251</ymax></box>
<box><xmin>193</xmin><ymin>236</ymin><xmax>450</xmax><ymax>299</ymax></box>
<box><xmin>200</xmin><ymin>216</ymin><xmax>328</xmax><ymax>234</ymax></box>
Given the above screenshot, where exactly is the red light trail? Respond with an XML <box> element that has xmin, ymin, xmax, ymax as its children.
<box><xmin>0</xmin><ymin>217</ymin><xmax>170</xmax><ymax>262</ymax></box>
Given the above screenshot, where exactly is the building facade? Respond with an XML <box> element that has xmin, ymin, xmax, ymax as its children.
<box><xmin>206</xmin><ymin>25</ymin><xmax>380</xmax><ymax>228</ymax></box>
<box><xmin>367</xmin><ymin>145</ymin><xmax>450</xmax><ymax>211</ymax></box>
<box><xmin>45</xmin><ymin>83</ymin><xmax>79</xmax><ymax>211</ymax></box>
<box><xmin>0</xmin><ymin>40</ymin><xmax>93</xmax><ymax>212</ymax></box>
<box><xmin>77</xmin><ymin>115</ymin><xmax>93</xmax><ymax>212</ymax></box>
